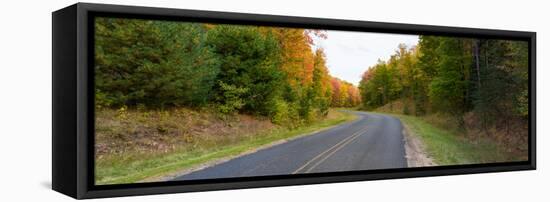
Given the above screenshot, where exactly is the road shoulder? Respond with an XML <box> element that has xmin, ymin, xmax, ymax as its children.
<box><xmin>364</xmin><ymin>111</ymin><xmax>435</xmax><ymax>167</ymax></box>
<box><xmin>401</xmin><ymin>121</ymin><xmax>437</xmax><ymax>167</ymax></box>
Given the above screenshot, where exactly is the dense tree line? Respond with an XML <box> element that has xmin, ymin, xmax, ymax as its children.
<box><xmin>359</xmin><ymin>36</ymin><xmax>528</xmax><ymax>129</ymax></box>
<box><xmin>95</xmin><ymin>18</ymin><xmax>360</xmax><ymax>126</ymax></box>
<box><xmin>330</xmin><ymin>77</ymin><xmax>361</xmax><ymax>107</ymax></box>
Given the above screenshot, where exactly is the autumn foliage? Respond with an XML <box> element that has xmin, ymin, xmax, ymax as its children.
<box><xmin>94</xmin><ymin>18</ymin><xmax>360</xmax><ymax>127</ymax></box>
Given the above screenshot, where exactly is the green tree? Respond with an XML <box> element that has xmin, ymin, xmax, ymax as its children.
<box><xmin>473</xmin><ymin>40</ymin><xmax>529</xmax><ymax>126</ymax></box>
<box><xmin>216</xmin><ymin>81</ymin><xmax>249</xmax><ymax>114</ymax></box>
<box><xmin>95</xmin><ymin>18</ymin><xmax>219</xmax><ymax>108</ymax></box>
<box><xmin>429</xmin><ymin>37</ymin><xmax>471</xmax><ymax>118</ymax></box>
<box><xmin>206</xmin><ymin>25</ymin><xmax>284</xmax><ymax>116</ymax></box>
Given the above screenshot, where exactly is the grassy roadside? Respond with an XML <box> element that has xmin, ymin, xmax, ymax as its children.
<box><xmin>95</xmin><ymin>109</ymin><xmax>357</xmax><ymax>185</ymax></box>
<box><xmin>379</xmin><ymin>113</ymin><xmax>521</xmax><ymax>165</ymax></box>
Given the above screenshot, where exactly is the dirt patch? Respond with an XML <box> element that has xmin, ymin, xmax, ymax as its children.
<box><xmin>402</xmin><ymin>123</ymin><xmax>437</xmax><ymax>167</ymax></box>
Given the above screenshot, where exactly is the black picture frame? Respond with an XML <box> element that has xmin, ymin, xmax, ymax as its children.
<box><xmin>52</xmin><ymin>2</ymin><xmax>536</xmax><ymax>199</ymax></box>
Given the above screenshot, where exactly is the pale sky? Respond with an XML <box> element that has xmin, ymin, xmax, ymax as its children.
<box><xmin>313</xmin><ymin>30</ymin><xmax>419</xmax><ymax>85</ymax></box>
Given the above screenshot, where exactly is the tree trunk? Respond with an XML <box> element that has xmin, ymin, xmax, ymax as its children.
<box><xmin>474</xmin><ymin>39</ymin><xmax>482</xmax><ymax>88</ymax></box>
<box><xmin>485</xmin><ymin>40</ymin><xmax>489</xmax><ymax>71</ymax></box>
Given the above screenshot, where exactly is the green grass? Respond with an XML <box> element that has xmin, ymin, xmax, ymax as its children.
<box><xmin>96</xmin><ymin>109</ymin><xmax>357</xmax><ymax>185</ymax></box>
<box><xmin>385</xmin><ymin>113</ymin><xmax>519</xmax><ymax>165</ymax></box>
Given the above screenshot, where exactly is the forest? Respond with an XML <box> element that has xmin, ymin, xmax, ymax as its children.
<box><xmin>95</xmin><ymin>18</ymin><xmax>360</xmax><ymax>126</ymax></box>
<box><xmin>358</xmin><ymin>36</ymin><xmax>529</xmax><ymax>154</ymax></box>
<box><xmin>94</xmin><ymin>18</ymin><xmax>529</xmax><ymax>184</ymax></box>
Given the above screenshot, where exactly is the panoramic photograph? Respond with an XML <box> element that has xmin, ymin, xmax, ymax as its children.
<box><xmin>94</xmin><ymin>17</ymin><xmax>529</xmax><ymax>185</ymax></box>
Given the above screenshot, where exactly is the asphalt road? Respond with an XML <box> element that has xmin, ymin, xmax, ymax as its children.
<box><xmin>173</xmin><ymin>111</ymin><xmax>407</xmax><ymax>181</ymax></box>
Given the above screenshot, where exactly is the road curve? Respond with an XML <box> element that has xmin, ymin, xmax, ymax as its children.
<box><xmin>172</xmin><ymin>111</ymin><xmax>407</xmax><ymax>181</ymax></box>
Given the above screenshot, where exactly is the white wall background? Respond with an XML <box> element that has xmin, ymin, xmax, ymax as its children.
<box><xmin>0</xmin><ymin>0</ymin><xmax>547</xmax><ymax>201</ymax></box>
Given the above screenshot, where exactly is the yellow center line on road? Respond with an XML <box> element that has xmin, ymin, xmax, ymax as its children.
<box><xmin>304</xmin><ymin>130</ymin><xmax>364</xmax><ymax>173</ymax></box>
<box><xmin>292</xmin><ymin>126</ymin><xmax>368</xmax><ymax>174</ymax></box>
